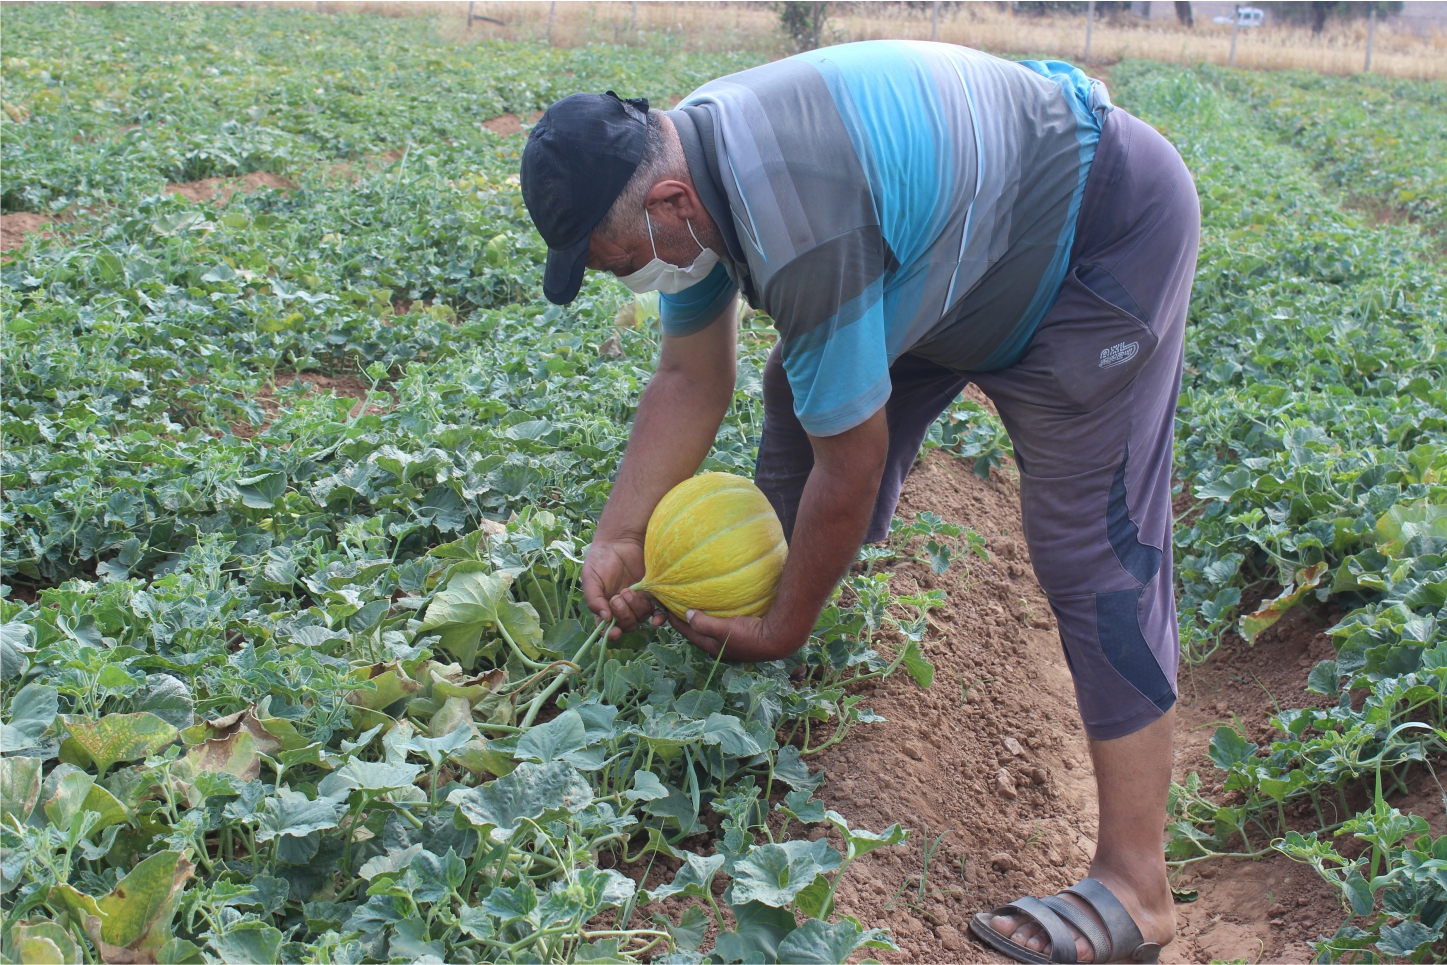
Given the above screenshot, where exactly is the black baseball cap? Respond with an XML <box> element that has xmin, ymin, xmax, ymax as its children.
<box><xmin>520</xmin><ymin>91</ymin><xmax>650</xmax><ymax>305</ymax></box>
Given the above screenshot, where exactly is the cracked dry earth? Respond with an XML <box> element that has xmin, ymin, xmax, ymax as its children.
<box><xmin>784</xmin><ymin>391</ymin><xmax>1349</xmax><ymax>964</ymax></box>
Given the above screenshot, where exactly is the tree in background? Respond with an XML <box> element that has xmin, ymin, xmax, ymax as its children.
<box><xmin>1175</xmin><ymin>1</ymin><xmax>1193</xmax><ymax>27</ymax></box>
<box><xmin>773</xmin><ymin>1</ymin><xmax>831</xmax><ymax>51</ymax></box>
<box><xmin>1260</xmin><ymin>1</ymin><xmax>1403</xmax><ymax>34</ymax></box>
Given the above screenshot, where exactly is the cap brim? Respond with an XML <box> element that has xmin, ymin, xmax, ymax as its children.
<box><xmin>543</xmin><ymin>234</ymin><xmax>592</xmax><ymax>305</ymax></box>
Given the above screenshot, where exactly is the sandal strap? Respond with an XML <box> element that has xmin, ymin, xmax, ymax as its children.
<box><xmin>1041</xmin><ymin>895</ymin><xmax>1111</xmax><ymax>963</ymax></box>
<box><xmin>1064</xmin><ymin>878</ymin><xmax>1147</xmax><ymax>962</ymax></box>
<box><xmin>1000</xmin><ymin>896</ymin><xmax>1080</xmax><ymax>964</ymax></box>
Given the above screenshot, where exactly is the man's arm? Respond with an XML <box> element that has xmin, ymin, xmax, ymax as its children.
<box><xmin>583</xmin><ymin>298</ymin><xmax>738</xmax><ymax>638</ymax></box>
<box><xmin>669</xmin><ymin>407</ymin><xmax>888</xmax><ymax>662</ymax></box>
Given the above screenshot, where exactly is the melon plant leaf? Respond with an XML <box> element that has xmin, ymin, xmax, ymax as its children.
<box><xmin>701</xmin><ymin>713</ymin><xmax>763</xmax><ymax>758</ymax></box>
<box><xmin>776</xmin><ymin>918</ymin><xmax>897</xmax><ymax>964</ymax></box>
<box><xmin>53</xmin><ymin>850</ymin><xmax>194</xmax><ymax>959</ymax></box>
<box><xmin>1</xmin><ymin>682</ymin><xmax>58</xmax><ymax>752</ymax></box>
<box><xmin>419</xmin><ymin>568</ymin><xmax>513</xmax><ymax>667</ymax></box>
<box><xmin>135</xmin><ymin>674</ymin><xmax>194</xmax><ymax>730</ymax></box>
<box><xmin>648</xmin><ymin>850</ymin><xmax>725</xmax><ymax>902</ymax></box>
<box><xmin>448</xmin><ymin>760</ymin><xmax>594</xmax><ymax>842</ymax></box>
<box><xmin>480</xmin><ymin>882</ymin><xmax>540</xmax><ymax>925</ymax></box>
<box><xmin>1207</xmin><ymin>727</ymin><xmax>1258</xmax><ymax>771</ymax></box>
<box><xmin>714</xmin><ymin>900</ymin><xmax>796</xmax><ymax>965</ymax></box>
<box><xmin>654</xmin><ymin>904</ymin><xmax>710</xmax><ymax>952</ymax></box>
<box><xmin>404</xmin><ymin>727</ymin><xmax>474</xmax><ymax>767</ymax></box>
<box><xmin>901</xmin><ymin>639</ymin><xmax>935</xmax><ymax>689</ymax></box>
<box><xmin>0</xmin><ymin>756</ymin><xmax>42</xmax><ymax>824</ymax></box>
<box><xmin>727</xmin><ymin>840</ymin><xmax>838</xmax><ymax>907</ymax></box>
<box><xmin>235</xmin><ymin>470</ymin><xmax>288</xmax><ymax>510</ymax></box>
<box><xmin>254</xmin><ymin>788</ymin><xmax>342</xmax><ymax>843</ymax></box>
<box><xmin>359</xmin><ymin>843</ymin><xmax>425</xmax><ymax>881</ymax></box>
<box><xmin>1375</xmin><ymin>919</ymin><xmax>1441</xmax><ymax>958</ymax></box>
<box><xmin>1238</xmin><ymin>563</ymin><xmax>1328</xmax><ymax>644</ymax></box>
<box><xmin>212</xmin><ymin>921</ymin><xmax>284</xmax><ymax>965</ymax></box>
<box><xmin>625</xmin><ymin>769</ymin><xmax>668</xmax><ymax>802</ymax></box>
<box><xmin>8</xmin><ymin>920</ymin><xmax>82</xmax><ymax>965</ymax></box>
<box><xmin>320</xmin><ymin>759</ymin><xmax>424</xmax><ymax>797</ymax></box>
<box><xmin>778</xmin><ymin>789</ymin><xmax>826</xmax><ymax>824</ymax></box>
<box><xmin>60</xmin><ymin>712</ymin><xmax>178</xmax><ymax>776</ymax></box>
<box><xmin>498</xmin><ymin>599</ymin><xmax>544</xmax><ymax>657</ymax></box>
<box><xmin>824</xmin><ymin>810</ymin><xmax>909</xmax><ymax>860</ymax></box>
<box><xmin>514</xmin><ymin>709</ymin><xmax>588</xmax><ymax>764</ymax></box>
<box><xmin>772</xmin><ymin>745</ymin><xmax>823</xmax><ymax>792</ymax></box>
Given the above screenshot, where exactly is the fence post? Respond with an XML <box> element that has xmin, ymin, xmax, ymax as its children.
<box><xmin>1084</xmin><ymin>0</ymin><xmax>1094</xmax><ymax>62</ymax></box>
<box><xmin>467</xmin><ymin>1</ymin><xmax>474</xmax><ymax>29</ymax></box>
<box><xmin>1364</xmin><ymin>7</ymin><xmax>1376</xmax><ymax>72</ymax></box>
<box><xmin>931</xmin><ymin>0</ymin><xmax>940</xmax><ymax>41</ymax></box>
<box><xmin>1228</xmin><ymin>5</ymin><xmax>1240</xmax><ymax>67</ymax></box>
<box><xmin>546</xmin><ymin>0</ymin><xmax>556</xmax><ymax>45</ymax></box>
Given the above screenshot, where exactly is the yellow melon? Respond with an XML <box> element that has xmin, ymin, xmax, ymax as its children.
<box><xmin>633</xmin><ymin>472</ymin><xmax>787</xmax><ymax>619</ymax></box>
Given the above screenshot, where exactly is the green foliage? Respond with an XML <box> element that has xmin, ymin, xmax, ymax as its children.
<box><xmin>1114</xmin><ymin>61</ymin><xmax>1446</xmax><ymax>962</ymax></box>
<box><xmin>0</xmin><ymin>7</ymin><xmax>920</xmax><ymax>962</ymax></box>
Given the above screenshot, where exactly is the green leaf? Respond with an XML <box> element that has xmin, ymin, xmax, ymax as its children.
<box><xmin>714</xmin><ymin>901</ymin><xmax>796</xmax><ymax>965</ymax></box>
<box><xmin>41</xmin><ymin>764</ymin><xmax>128</xmax><ymax>833</ymax></box>
<box><xmin>211</xmin><ymin>921</ymin><xmax>283</xmax><ymax>965</ymax></box>
<box><xmin>53</xmin><ymin>851</ymin><xmax>194</xmax><ymax>960</ymax></box>
<box><xmin>235</xmin><ymin>470</ymin><xmax>288</xmax><ymax>510</ymax></box>
<box><xmin>513</xmin><ymin>709</ymin><xmax>587</xmax><ymax>763</ymax></box>
<box><xmin>901</xmin><ymin>638</ymin><xmax>935</xmax><ymax>689</ymax></box>
<box><xmin>824</xmin><ymin>810</ymin><xmax>908</xmax><ymax>860</ymax></box>
<box><xmin>625</xmin><ymin>769</ymin><xmax>668</xmax><ymax>802</ymax></box>
<box><xmin>254</xmin><ymin>788</ymin><xmax>342</xmax><ymax>842</ymax></box>
<box><xmin>777</xmin><ymin>918</ymin><xmax>896</xmax><ymax>964</ymax></box>
<box><xmin>419</xmin><ymin>569</ymin><xmax>512</xmax><ymax>668</ymax></box>
<box><xmin>648</xmin><ymin>850</ymin><xmax>725</xmax><ymax>902</ymax></box>
<box><xmin>1</xmin><ymin>682</ymin><xmax>58</xmax><ymax>752</ymax></box>
<box><xmin>321</xmin><ymin>758</ymin><xmax>423</xmax><ymax>795</ymax></box>
<box><xmin>777</xmin><ymin>789</ymin><xmax>826</xmax><ymax>824</ymax></box>
<box><xmin>656</xmin><ymin>904</ymin><xmax>709</xmax><ymax>952</ymax></box>
<box><xmin>772</xmin><ymin>745</ymin><xmax>823</xmax><ymax>792</ymax></box>
<box><xmin>498</xmin><ymin>599</ymin><xmax>544</xmax><ymax>657</ymax></box>
<box><xmin>448</xmin><ymin>761</ymin><xmax>594</xmax><ymax>843</ymax></box>
<box><xmin>61</xmin><ymin>712</ymin><xmax>178</xmax><ymax>776</ymax></box>
<box><xmin>1376</xmin><ymin>919</ymin><xmax>1441</xmax><ymax>958</ymax></box>
<box><xmin>0</xmin><ymin>756</ymin><xmax>42</xmax><ymax>824</ymax></box>
<box><xmin>728</xmin><ymin>840</ymin><xmax>840</xmax><ymax>907</ymax></box>
<box><xmin>702</xmin><ymin>713</ymin><xmax>764</xmax><ymax>757</ymax></box>
<box><xmin>8</xmin><ymin>920</ymin><xmax>82</xmax><ymax>965</ymax></box>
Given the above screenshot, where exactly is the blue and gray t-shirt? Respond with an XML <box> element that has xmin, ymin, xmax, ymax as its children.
<box><xmin>660</xmin><ymin>40</ymin><xmax>1111</xmax><ymax>436</ymax></box>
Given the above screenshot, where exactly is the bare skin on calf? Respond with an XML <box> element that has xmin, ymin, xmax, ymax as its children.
<box><xmin>991</xmin><ymin>709</ymin><xmax>1178</xmax><ymax>961</ymax></box>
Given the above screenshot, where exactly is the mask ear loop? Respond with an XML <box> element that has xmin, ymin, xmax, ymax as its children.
<box><xmin>646</xmin><ymin>206</ymin><xmax>707</xmax><ymax>261</ymax></box>
<box><xmin>644</xmin><ymin>209</ymin><xmax>660</xmax><ymax>260</ymax></box>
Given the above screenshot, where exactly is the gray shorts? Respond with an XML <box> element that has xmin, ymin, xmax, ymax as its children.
<box><xmin>755</xmin><ymin>108</ymin><xmax>1200</xmax><ymax>741</ymax></box>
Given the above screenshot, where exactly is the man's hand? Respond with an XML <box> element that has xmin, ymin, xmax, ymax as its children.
<box><xmin>666</xmin><ymin>610</ymin><xmax>790</xmax><ymax>663</ymax></box>
<box><xmin>581</xmin><ymin>536</ymin><xmax>666</xmax><ymax>640</ymax></box>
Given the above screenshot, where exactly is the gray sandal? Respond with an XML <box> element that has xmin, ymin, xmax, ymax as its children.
<box><xmin>968</xmin><ymin>877</ymin><xmax>1162</xmax><ymax>964</ymax></box>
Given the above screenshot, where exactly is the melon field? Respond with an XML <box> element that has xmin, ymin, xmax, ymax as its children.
<box><xmin>2</xmin><ymin>5</ymin><xmax>1445</xmax><ymax>964</ymax></box>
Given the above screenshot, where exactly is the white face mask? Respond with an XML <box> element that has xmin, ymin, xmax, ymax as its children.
<box><xmin>617</xmin><ymin>210</ymin><xmax>720</xmax><ymax>294</ymax></box>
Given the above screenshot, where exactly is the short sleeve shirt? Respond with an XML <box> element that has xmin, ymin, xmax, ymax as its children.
<box><xmin>658</xmin><ymin>41</ymin><xmax>1109</xmax><ymax>436</ymax></box>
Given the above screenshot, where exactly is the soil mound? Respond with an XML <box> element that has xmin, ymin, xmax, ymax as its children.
<box><xmin>165</xmin><ymin>171</ymin><xmax>294</xmax><ymax>204</ymax></box>
<box><xmin>481</xmin><ymin>110</ymin><xmax>544</xmax><ymax>136</ymax></box>
<box><xmin>0</xmin><ymin>212</ymin><xmax>51</xmax><ymax>252</ymax></box>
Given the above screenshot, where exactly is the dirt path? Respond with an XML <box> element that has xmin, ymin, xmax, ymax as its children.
<box><xmin>812</xmin><ymin>396</ymin><xmax>1366</xmax><ymax>963</ymax></box>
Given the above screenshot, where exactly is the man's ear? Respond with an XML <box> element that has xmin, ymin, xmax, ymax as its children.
<box><xmin>645</xmin><ymin>179</ymin><xmax>702</xmax><ymax>222</ymax></box>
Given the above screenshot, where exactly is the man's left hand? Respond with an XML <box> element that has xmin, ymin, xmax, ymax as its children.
<box><xmin>667</xmin><ymin>610</ymin><xmax>794</xmax><ymax>663</ymax></box>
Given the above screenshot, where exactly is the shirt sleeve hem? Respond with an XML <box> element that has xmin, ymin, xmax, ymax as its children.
<box><xmin>795</xmin><ymin>373</ymin><xmax>892</xmax><ymax>438</ymax></box>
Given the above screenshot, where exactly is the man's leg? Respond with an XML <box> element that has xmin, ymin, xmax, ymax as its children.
<box><xmin>970</xmin><ymin>106</ymin><xmax>1199</xmax><ymax>961</ymax></box>
<box><xmin>992</xmin><ymin>711</ymin><xmax>1177</xmax><ymax>960</ymax></box>
<box><xmin>755</xmin><ymin>345</ymin><xmax>968</xmax><ymax>543</ymax></box>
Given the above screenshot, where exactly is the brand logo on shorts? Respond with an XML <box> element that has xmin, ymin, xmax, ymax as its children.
<box><xmin>1098</xmin><ymin>341</ymin><xmax>1139</xmax><ymax>369</ymax></box>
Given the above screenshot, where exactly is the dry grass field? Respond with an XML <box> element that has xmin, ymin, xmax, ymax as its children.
<box><xmin>289</xmin><ymin>0</ymin><xmax>1447</xmax><ymax>80</ymax></box>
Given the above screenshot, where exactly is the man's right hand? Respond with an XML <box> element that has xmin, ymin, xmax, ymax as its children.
<box><xmin>582</xmin><ymin>536</ymin><xmax>666</xmax><ymax>640</ymax></box>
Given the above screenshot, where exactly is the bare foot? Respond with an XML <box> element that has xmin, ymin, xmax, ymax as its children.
<box><xmin>988</xmin><ymin>868</ymin><xmax>1175</xmax><ymax>963</ymax></box>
